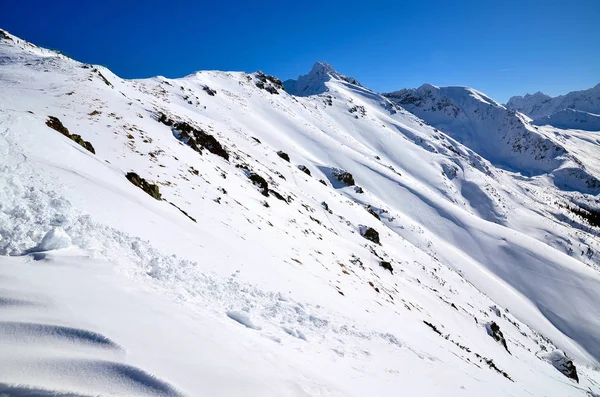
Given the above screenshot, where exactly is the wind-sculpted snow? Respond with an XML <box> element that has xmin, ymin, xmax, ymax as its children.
<box><xmin>1</xmin><ymin>28</ymin><xmax>600</xmax><ymax>395</ymax></box>
<box><xmin>0</xmin><ymin>322</ymin><xmax>121</xmax><ymax>349</ymax></box>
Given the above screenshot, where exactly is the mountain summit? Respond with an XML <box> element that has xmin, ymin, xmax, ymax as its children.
<box><xmin>283</xmin><ymin>62</ymin><xmax>361</xmax><ymax>96</ymax></box>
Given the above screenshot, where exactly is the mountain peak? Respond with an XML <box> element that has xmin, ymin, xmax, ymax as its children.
<box><xmin>283</xmin><ymin>62</ymin><xmax>360</xmax><ymax>96</ymax></box>
<box><xmin>523</xmin><ymin>91</ymin><xmax>551</xmax><ymax>99</ymax></box>
<box><xmin>310</xmin><ymin>61</ymin><xmax>337</xmax><ymax>75</ymax></box>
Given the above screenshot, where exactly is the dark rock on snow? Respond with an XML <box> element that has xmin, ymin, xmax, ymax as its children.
<box><xmin>158</xmin><ymin>113</ymin><xmax>228</xmax><ymax>161</ymax></box>
<box><xmin>277</xmin><ymin>151</ymin><xmax>290</xmax><ymax>162</ymax></box>
<box><xmin>46</xmin><ymin>116</ymin><xmax>95</xmax><ymax>154</ymax></box>
<box><xmin>332</xmin><ymin>169</ymin><xmax>355</xmax><ymax>186</ymax></box>
<box><xmin>485</xmin><ymin>321</ymin><xmax>510</xmax><ymax>353</ymax></box>
<box><xmin>249</xmin><ymin>173</ymin><xmax>269</xmax><ymax>197</ymax></box>
<box><xmin>126</xmin><ymin>172</ymin><xmax>162</xmax><ymax>200</ymax></box>
<box><xmin>543</xmin><ymin>350</ymin><xmax>579</xmax><ymax>383</ymax></box>
<box><xmin>359</xmin><ymin>225</ymin><xmax>380</xmax><ymax>245</ymax></box>
<box><xmin>380</xmin><ymin>260</ymin><xmax>393</xmax><ymax>274</ymax></box>
<box><xmin>297</xmin><ymin>165</ymin><xmax>311</xmax><ymax>176</ymax></box>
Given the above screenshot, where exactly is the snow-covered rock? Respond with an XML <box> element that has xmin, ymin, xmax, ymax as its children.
<box><xmin>541</xmin><ymin>349</ymin><xmax>579</xmax><ymax>383</ymax></box>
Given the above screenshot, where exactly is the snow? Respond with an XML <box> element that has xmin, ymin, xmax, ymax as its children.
<box><xmin>33</xmin><ymin>227</ymin><xmax>72</xmax><ymax>252</ymax></box>
<box><xmin>284</xmin><ymin>62</ymin><xmax>361</xmax><ymax>96</ymax></box>
<box><xmin>384</xmin><ymin>83</ymin><xmax>600</xmax><ymax>192</ymax></box>
<box><xmin>226</xmin><ymin>311</ymin><xmax>262</xmax><ymax>330</ymax></box>
<box><xmin>507</xmin><ymin>83</ymin><xmax>600</xmax><ymax>120</ymax></box>
<box><xmin>532</xmin><ymin>108</ymin><xmax>600</xmax><ymax>131</ymax></box>
<box><xmin>1</xmin><ymin>27</ymin><xmax>600</xmax><ymax>396</ymax></box>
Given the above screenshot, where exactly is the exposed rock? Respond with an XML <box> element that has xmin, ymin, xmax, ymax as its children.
<box><xmin>541</xmin><ymin>349</ymin><xmax>579</xmax><ymax>383</ymax></box>
<box><xmin>157</xmin><ymin>113</ymin><xmax>173</xmax><ymax>126</ymax></box>
<box><xmin>485</xmin><ymin>321</ymin><xmax>510</xmax><ymax>353</ymax></box>
<box><xmin>92</xmin><ymin>68</ymin><xmax>112</xmax><ymax>87</ymax></box>
<box><xmin>380</xmin><ymin>261</ymin><xmax>393</xmax><ymax>274</ymax></box>
<box><xmin>126</xmin><ymin>172</ymin><xmax>162</xmax><ymax>200</ymax></box>
<box><xmin>277</xmin><ymin>151</ymin><xmax>290</xmax><ymax>162</ymax></box>
<box><xmin>254</xmin><ymin>71</ymin><xmax>284</xmax><ymax>94</ymax></box>
<box><xmin>297</xmin><ymin>165</ymin><xmax>311</xmax><ymax>176</ymax></box>
<box><xmin>423</xmin><ymin>321</ymin><xmax>442</xmax><ymax>335</ymax></box>
<box><xmin>46</xmin><ymin>116</ymin><xmax>95</xmax><ymax>154</ymax></box>
<box><xmin>158</xmin><ymin>114</ymin><xmax>228</xmax><ymax>161</ymax></box>
<box><xmin>46</xmin><ymin>116</ymin><xmax>70</xmax><ymax>135</ymax></box>
<box><xmin>202</xmin><ymin>85</ymin><xmax>217</xmax><ymax>96</ymax></box>
<box><xmin>264</xmin><ymin>85</ymin><xmax>279</xmax><ymax>95</ymax></box>
<box><xmin>269</xmin><ymin>189</ymin><xmax>288</xmax><ymax>202</ymax></box>
<box><xmin>265</xmin><ymin>74</ymin><xmax>284</xmax><ymax>90</ymax></box>
<box><xmin>167</xmin><ymin>202</ymin><xmax>197</xmax><ymax>223</ymax></box>
<box><xmin>359</xmin><ymin>225</ymin><xmax>380</xmax><ymax>245</ymax></box>
<box><xmin>0</xmin><ymin>30</ymin><xmax>12</xmax><ymax>41</ymax></box>
<box><xmin>348</xmin><ymin>105</ymin><xmax>366</xmax><ymax>117</ymax></box>
<box><xmin>474</xmin><ymin>353</ymin><xmax>513</xmax><ymax>381</ymax></box>
<box><xmin>332</xmin><ymin>169</ymin><xmax>355</xmax><ymax>186</ymax></box>
<box><xmin>319</xmin><ymin>179</ymin><xmax>328</xmax><ymax>186</ymax></box>
<box><xmin>366</xmin><ymin>205</ymin><xmax>380</xmax><ymax>220</ymax></box>
<box><xmin>564</xmin><ymin>203</ymin><xmax>600</xmax><ymax>228</ymax></box>
<box><xmin>249</xmin><ymin>173</ymin><xmax>269</xmax><ymax>197</ymax></box>
<box><xmin>354</xmin><ymin>186</ymin><xmax>364</xmax><ymax>194</ymax></box>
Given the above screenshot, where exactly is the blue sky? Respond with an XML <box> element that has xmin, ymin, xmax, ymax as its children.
<box><xmin>1</xmin><ymin>0</ymin><xmax>598</xmax><ymax>102</ymax></box>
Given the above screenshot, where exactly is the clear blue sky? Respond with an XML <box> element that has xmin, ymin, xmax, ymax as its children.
<box><xmin>1</xmin><ymin>0</ymin><xmax>598</xmax><ymax>102</ymax></box>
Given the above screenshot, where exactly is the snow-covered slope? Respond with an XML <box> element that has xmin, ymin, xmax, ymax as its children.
<box><xmin>532</xmin><ymin>108</ymin><xmax>600</xmax><ymax>131</ymax></box>
<box><xmin>507</xmin><ymin>83</ymin><xmax>600</xmax><ymax>120</ymax></box>
<box><xmin>1</xmin><ymin>28</ymin><xmax>600</xmax><ymax>396</ymax></box>
<box><xmin>383</xmin><ymin>84</ymin><xmax>600</xmax><ymax>193</ymax></box>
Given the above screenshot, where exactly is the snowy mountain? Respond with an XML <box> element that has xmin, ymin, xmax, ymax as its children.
<box><xmin>506</xmin><ymin>91</ymin><xmax>556</xmax><ymax>119</ymax></box>
<box><xmin>532</xmin><ymin>108</ymin><xmax>600</xmax><ymax>131</ymax></box>
<box><xmin>283</xmin><ymin>61</ymin><xmax>361</xmax><ymax>96</ymax></box>
<box><xmin>383</xmin><ymin>84</ymin><xmax>600</xmax><ymax>193</ymax></box>
<box><xmin>1</xmin><ymin>28</ymin><xmax>600</xmax><ymax>397</ymax></box>
<box><xmin>507</xmin><ymin>83</ymin><xmax>600</xmax><ymax>124</ymax></box>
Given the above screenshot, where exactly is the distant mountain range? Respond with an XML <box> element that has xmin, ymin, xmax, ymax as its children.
<box><xmin>506</xmin><ymin>84</ymin><xmax>600</xmax><ymax>131</ymax></box>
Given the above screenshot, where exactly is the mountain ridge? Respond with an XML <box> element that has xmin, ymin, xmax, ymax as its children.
<box><xmin>507</xmin><ymin>83</ymin><xmax>600</xmax><ymax>124</ymax></box>
<box><xmin>383</xmin><ymin>84</ymin><xmax>600</xmax><ymax>193</ymax></box>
